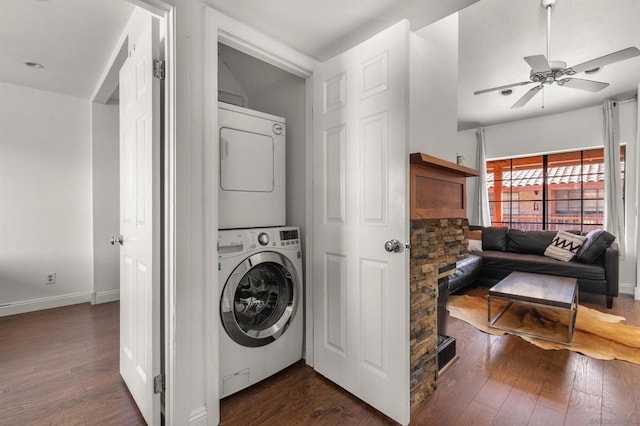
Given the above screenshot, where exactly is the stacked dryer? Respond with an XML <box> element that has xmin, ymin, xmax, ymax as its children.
<box><xmin>218</xmin><ymin>102</ymin><xmax>285</xmax><ymax>230</ymax></box>
<box><xmin>217</xmin><ymin>102</ymin><xmax>303</xmax><ymax>397</ymax></box>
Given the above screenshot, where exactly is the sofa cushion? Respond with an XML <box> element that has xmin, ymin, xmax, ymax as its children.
<box><xmin>575</xmin><ymin>229</ymin><xmax>616</xmax><ymax>264</ymax></box>
<box><xmin>448</xmin><ymin>255</ymin><xmax>482</xmax><ymax>294</ymax></box>
<box><xmin>482</xmin><ymin>227</ymin><xmax>508</xmax><ymax>251</ymax></box>
<box><xmin>468</xmin><ymin>230</ymin><xmax>483</xmax><ymax>252</ymax></box>
<box><xmin>507</xmin><ymin>229</ymin><xmax>557</xmax><ymax>255</ymax></box>
<box><xmin>476</xmin><ymin>250</ymin><xmax>605</xmax><ymax>281</ymax></box>
<box><xmin>544</xmin><ymin>231</ymin><xmax>587</xmax><ymax>262</ymax></box>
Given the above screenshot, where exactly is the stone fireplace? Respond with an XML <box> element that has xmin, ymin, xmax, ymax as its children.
<box><xmin>408</xmin><ymin>153</ymin><xmax>478</xmax><ymax>410</ymax></box>
<box><xmin>409</xmin><ymin>218</ymin><xmax>469</xmax><ymax>408</ymax></box>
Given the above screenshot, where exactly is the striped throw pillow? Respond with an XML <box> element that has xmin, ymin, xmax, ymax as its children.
<box><xmin>544</xmin><ymin>230</ymin><xmax>587</xmax><ymax>262</ymax></box>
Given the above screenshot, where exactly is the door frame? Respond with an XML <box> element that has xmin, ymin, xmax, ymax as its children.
<box><xmin>203</xmin><ymin>6</ymin><xmax>316</xmax><ymax>421</ymax></box>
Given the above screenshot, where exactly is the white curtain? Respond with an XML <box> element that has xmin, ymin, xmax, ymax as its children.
<box><xmin>473</xmin><ymin>128</ymin><xmax>492</xmax><ymax>226</ymax></box>
<box><xmin>603</xmin><ymin>100</ymin><xmax>625</xmax><ymax>256</ymax></box>
<box><xmin>632</xmin><ymin>83</ymin><xmax>640</xmax><ymax>300</ymax></box>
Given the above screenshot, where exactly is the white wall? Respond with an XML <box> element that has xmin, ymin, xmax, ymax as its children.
<box><xmin>91</xmin><ymin>102</ymin><xmax>120</xmax><ymax>303</ymax></box>
<box><xmin>409</xmin><ymin>13</ymin><xmax>459</xmax><ymax>163</ymax></box>
<box><xmin>0</xmin><ymin>82</ymin><xmax>93</xmax><ymax>315</ymax></box>
<box><xmin>458</xmin><ymin>100</ymin><xmax>639</xmax><ymax>292</ymax></box>
<box><xmin>218</xmin><ymin>61</ymin><xmax>248</xmax><ymax>106</ymax></box>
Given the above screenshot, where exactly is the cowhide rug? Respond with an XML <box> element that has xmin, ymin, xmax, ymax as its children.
<box><xmin>447</xmin><ymin>290</ymin><xmax>640</xmax><ymax>364</ymax></box>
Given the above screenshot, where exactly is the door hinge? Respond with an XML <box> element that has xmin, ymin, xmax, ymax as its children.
<box><xmin>153</xmin><ymin>59</ymin><xmax>165</xmax><ymax>80</ymax></box>
<box><xmin>153</xmin><ymin>374</ymin><xmax>164</xmax><ymax>394</ymax></box>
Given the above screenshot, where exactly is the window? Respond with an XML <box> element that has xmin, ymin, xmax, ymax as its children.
<box><xmin>555</xmin><ymin>189</ymin><xmax>604</xmax><ymax>214</ymax></box>
<box><xmin>486</xmin><ymin>147</ymin><xmax>625</xmax><ymax>232</ymax></box>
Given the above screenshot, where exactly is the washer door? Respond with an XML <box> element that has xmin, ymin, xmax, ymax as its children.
<box><xmin>221</xmin><ymin>251</ymin><xmax>299</xmax><ymax>347</ymax></box>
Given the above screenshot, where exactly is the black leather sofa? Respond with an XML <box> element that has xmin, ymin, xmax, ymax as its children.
<box><xmin>450</xmin><ymin>227</ymin><xmax>619</xmax><ymax>308</ymax></box>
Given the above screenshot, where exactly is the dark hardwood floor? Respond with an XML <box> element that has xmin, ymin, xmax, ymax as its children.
<box><xmin>412</xmin><ymin>291</ymin><xmax>640</xmax><ymax>426</ymax></box>
<box><xmin>1</xmin><ymin>291</ymin><xmax>638</xmax><ymax>425</ymax></box>
<box><xmin>0</xmin><ymin>302</ymin><xmax>145</xmax><ymax>426</ymax></box>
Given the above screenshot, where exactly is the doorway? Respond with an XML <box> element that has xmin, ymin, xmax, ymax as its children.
<box><xmin>207</xmin><ymin>8</ymin><xmax>314</xmax><ymax>423</ymax></box>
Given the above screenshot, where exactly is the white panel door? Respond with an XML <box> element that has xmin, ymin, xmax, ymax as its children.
<box><xmin>312</xmin><ymin>21</ymin><xmax>410</xmax><ymax>425</ymax></box>
<box><xmin>118</xmin><ymin>17</ymin><xmax>161</xmax><ymax>425</ymax></box>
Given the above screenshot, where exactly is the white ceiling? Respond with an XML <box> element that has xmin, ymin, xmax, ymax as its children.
<box><xmin>458</xmin><ymin>0</ymin><xmax>640</xmax><ymax>130</ymax></box>
<box><xmin>0</xmin><ymin>0</ymin><xmax>133</xmax><ymax>99</ymax></box>
<box><xmin>207</xmin><ymin>0</ymin><xmax>478</xmax><ymax>61</ymax></box>
<box><xmin>0</xmin><ymin>0</ymin><xmax>476</xmax><ymax>100</ymax></box>
<box><xmin>3</xmin><ymin>0</ymin><xmax>637</xmax><ymax>131</ymax></box>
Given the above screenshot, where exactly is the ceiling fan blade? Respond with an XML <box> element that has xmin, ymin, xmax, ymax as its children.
<box><xmin>559</xmin><ymin>78</ymin><xmax>609</xmax><ymax>92</ymax></box>
<box><xmin>511</xmin><ymin>85</ymin><xmax>543</xmax><ymax>109</ymax></box>
<box><xmin>524</xmin><ymin>55</ymin><xmax>552</xmax><ymax>73</ymax></box>
<box><xmin>474</xmin><ymin>81</ymin><xmax>534</xmax><ymax>95</ymax></box>
<box><xmin>568</xmin><ymin>47</ymin><xmax>640</xmax><ymax>74</ymax></box>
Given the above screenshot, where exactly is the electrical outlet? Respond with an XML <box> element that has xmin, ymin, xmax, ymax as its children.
<box><xmin>46</xmin><ymin>272</ymin><xmax>56</xmax><ymax>285</ymax></box>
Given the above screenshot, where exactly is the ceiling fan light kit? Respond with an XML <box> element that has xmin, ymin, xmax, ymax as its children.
<box><xmin>473</xmin><ymin>0</ymin><xmax>640</xmax><ymax>109</ymax></box>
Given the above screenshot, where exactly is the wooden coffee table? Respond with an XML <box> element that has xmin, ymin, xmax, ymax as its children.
<box><xmin>488</xmin><ymin>271</ymin><xmax>578</xmax><ymax>345</ymax></box>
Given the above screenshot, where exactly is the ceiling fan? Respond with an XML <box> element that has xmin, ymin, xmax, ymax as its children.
<box><xmin>474</xmin><ymin>0</ymin><xmax>640</xmax><ymax>108</ymax></box>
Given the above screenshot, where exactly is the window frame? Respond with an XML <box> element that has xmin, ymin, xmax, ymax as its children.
<box><xmin>486</xmin><ymin>147</ymin><xmax>625</xmax><ymax>232</ymax></box>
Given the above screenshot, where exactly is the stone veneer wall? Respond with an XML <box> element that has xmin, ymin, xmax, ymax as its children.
<box><xmin>410</xmin><ymin>218</ymin><xmax>469</xmax><ymax>410</ymax></box>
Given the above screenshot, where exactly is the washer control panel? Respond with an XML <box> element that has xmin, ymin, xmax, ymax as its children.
<box><xmin>277</xmin><ymin>228</ymin><xmax>299</xmax><ymax>248</ymax></box>
<box><xmin>245</xmin><ymin>227</ymin><xmax>300</xmax><ymax>250</ymax></box>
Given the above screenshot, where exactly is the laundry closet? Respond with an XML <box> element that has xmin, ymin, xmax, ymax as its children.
<box><xmin>216</xmin><ymin>42</ymin><xmax>308</xmax><ymax>398</ymax></box>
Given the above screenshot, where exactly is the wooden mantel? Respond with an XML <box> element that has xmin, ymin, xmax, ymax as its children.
<box><xmin>410</xmin><ymin>153</ymin><xmax>479</xmax><ymax>220</ymax></box>
<box><xmin>410</xmin><ymin>153</ymin><xmax>479</xmax><ymax>177</ymax></box>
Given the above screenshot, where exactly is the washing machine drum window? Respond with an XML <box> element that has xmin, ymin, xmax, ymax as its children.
<box><xmin>221</xmin><ymin>251</ymin><xmax>298</xmax><ymax>347</ymax></box>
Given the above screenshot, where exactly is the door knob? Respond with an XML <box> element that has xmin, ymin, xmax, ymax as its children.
<box><xmin>110</xmin><ymin>235</ymin><xmax>124</xmax><ymax>246</ymax></box>
<box><xmin>384</xmin><ymin>239</ymin><xmax>402</xmax><ymax>253</ymax></box>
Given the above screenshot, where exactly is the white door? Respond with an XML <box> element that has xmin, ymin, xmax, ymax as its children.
<box><xmin>312</xmin><ymin>21</ymin><xmax>410</xmax><ymax>425</ymax></box>
<box><xmin>118</xmin><ymin>17</ymin><xmax>161</xmax><ymax>425</ymax></box>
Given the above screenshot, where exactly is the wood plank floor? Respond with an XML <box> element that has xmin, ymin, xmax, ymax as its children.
<box><xmin>0</xmin><ymin>302</ymin><xmax>145</xmax><ymax>426</ymax></box>
<box><xmin>1</xmin><ymin>291</ymin><xmax>638</xmax><ymax>425</ymax></box>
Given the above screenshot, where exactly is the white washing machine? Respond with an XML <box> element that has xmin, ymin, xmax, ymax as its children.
<box><xmin>218</xmin><ymin>226</ymin><xmax>303</xmax><ymax>397</ymax></box>
<box><xmin>218</xmin><ymin>102</ymin><xmax>286</xmax><ymax>229</ymax></box>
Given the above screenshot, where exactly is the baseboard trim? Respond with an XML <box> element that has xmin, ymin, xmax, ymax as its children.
<box><xmin>635</xmin><ymin>286</ymin><xmax>640</xmax><ymax>301</ymax></box>
<box><xmin>188</xmin><ymin>406</ymin><xmax>208</xmax><ymax>425</ymax></box>
<box><xmin>619</xmin><ymin>282</ymin><xmax>635</xmax><ymax>296</ymax></box>
<box><xmin>0</xmin><ymin>292</ymin><xmax>91</xmax><ymax>317</ymax></box>
<box><xmin>92</xmin><ymin>290</ymin><xmax>120</xmax><ymax>305</ymax></box>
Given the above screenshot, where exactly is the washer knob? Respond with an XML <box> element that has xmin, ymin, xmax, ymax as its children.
<box><xmin>257</xmin><ymin>232</ymin><xmax>270</xmax><ymax>246</ymax></box>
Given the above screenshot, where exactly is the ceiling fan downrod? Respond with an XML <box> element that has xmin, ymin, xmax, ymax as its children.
<box><xmin>541</xmin><ymin>0</ymin><xmax>556</xmax><ymax>109</ymax></box>
<box><xmin>544</xmin><ymin>0</ymin><xmax>554</xmax><ymax>60</ymax></box>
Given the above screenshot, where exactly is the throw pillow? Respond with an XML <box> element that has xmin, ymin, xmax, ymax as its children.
<box><xmin>468</xmin><ymin>230</ymin><xmax>482</xmax><ymax>252</ymax></box>
<box><xmin>575</xmin><ymin>229</ymin><xmax>616</xmax><ymax>264</ymax></box>
<box><xmin>544</xmin><ymin>230</ymin><xmax>588</xmax><ymax>262</ymax></box>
